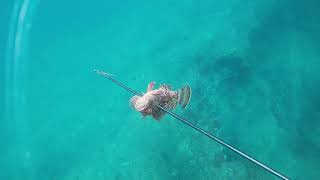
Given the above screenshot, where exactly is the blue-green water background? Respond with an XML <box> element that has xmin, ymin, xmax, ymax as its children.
<box><xmin>1</xmin><ymin>0</ymin><xmax>320</xmax><ymax>179</ymax></box>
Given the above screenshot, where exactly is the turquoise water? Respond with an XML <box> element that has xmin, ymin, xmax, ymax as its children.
<box><xmin>1</xmin><ymin>0</ymin><xmax>320</xmax><ymax>179</ymax></box>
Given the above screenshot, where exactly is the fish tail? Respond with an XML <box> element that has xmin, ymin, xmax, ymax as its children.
<box><xmin>178</xmin><ymin>86</ymin><xmax>192</xmax><ymax>109</ymax></box>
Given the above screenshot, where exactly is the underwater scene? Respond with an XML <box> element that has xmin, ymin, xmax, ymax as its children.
<box><xmin>1</xmin><ymin>0</ymin><xmax>320</xmax><ymax>179</ymax></box>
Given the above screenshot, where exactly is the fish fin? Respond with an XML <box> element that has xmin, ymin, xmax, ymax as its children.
<box><xmin>160</xmin><ymin>84</ymin><xmax>171</xmax><ymax>90</ymax></box>
<box><xmin>179</xmin><ymin>86</ymin><xmax>192</xmax><ymax>109</ymax></box>
<box><xmin>147</xmin><ymin>81</ymin><xmax>155</xmax><ymax>92</ymax></box>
